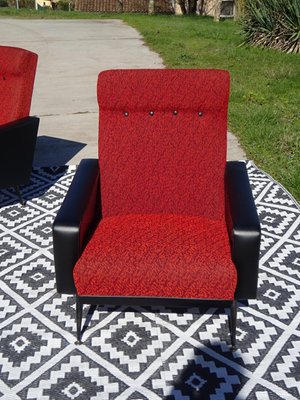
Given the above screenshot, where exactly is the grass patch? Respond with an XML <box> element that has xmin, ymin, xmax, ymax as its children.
<box><xmin>123</xmin><ymin>15</ymin><xmax>300</xmax><ymax>201</ymax></box>
<box><xmin>0</xmin><ymin>7</ymin><xmax>117</xmax><ymax>18</ymax></box>
<box><xmin>1</xmin><ymin>10</ymin><xmax>299</xmax><ymax>200</ymax></box>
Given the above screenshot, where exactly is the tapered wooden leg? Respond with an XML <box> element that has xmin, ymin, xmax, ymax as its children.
<box><xmin>230</xmin><ymin>300</ymin><xmax>237</xmax><ymax>350</ymax></box>
<box><xmin>76</xmin><ymin>296</ymin><xmax>83</xmax><ymax>345</ymax></box>
<box><xmin>15</xmin><ymin>186</ymin><xmax>25</xmax><ymax>206</ymax></box>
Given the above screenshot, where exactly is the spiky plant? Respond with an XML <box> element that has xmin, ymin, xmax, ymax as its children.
<box><xmin>278</xmin><ymin>0</ymin><xmax>300</xmax><ymax>53</ymax></box>
<box><xmin>241</xmin><ymin>0</ymin><xmax>300</xmax><ymax>53</ymax></box>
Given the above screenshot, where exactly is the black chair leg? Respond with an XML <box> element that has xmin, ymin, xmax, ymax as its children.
<box><xmin>15</xmin><ymin>186</ymin><xmax>25</xmax><ymax>206</ymax></box>
<box><xmin>230</xmin><ymin>300</ymin><xmax>237</xmax><ymax>350</ymax></box>
<box><xmin>76</xmin><ymin>296</ymin><xmax>83</xmax><ymax>345</ymax></box>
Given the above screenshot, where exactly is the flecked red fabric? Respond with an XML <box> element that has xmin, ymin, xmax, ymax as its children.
<box><xmin>97</xmin><ymin>69</ymin><xmax>229</xmax><ymax>220</ymax></box>
<box><xmin>0</xmin><ymin>46</ymin><xmax>38</xmax><ymax>125</ymax></box>
<box><xmin>73</xmin><ymin>69</ymin><xmax>237</xmax><ymax>300</ymax></box>
<box><xmin>74</xmin><ymin>214</ymin><xmax>237</xmax><ymax>299</ymax></box>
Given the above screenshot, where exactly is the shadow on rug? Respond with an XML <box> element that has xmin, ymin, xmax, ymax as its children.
<box><xmin>0</xmin><ymin>161</ymin><xmax>299</xmax><ymax>399</ymax></box>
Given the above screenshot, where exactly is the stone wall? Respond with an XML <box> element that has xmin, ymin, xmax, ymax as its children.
<box><xmin>74</xmin><ymin>0</ymin><xmax>235</xmax><ymax>17</ymax></box>
<box><xmin>75</xmin><ymin>0</ymin><xmax>174</xmax><ymax>13</ymax></box>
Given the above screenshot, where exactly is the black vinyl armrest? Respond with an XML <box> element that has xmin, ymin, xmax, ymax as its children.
<box><xmin>53</xmin><ymin>159</ymin><xmax>101</xmax><ymax>294</ymax></box>
<box><xmin>225</xmin><ymin>161</ymin><xmax>261</xmax><ymax>300</ymax></box>
<box><xmin>0</xmin><ymin>117</ymin><xmax>39</xmax><ymax>188</ymax></box>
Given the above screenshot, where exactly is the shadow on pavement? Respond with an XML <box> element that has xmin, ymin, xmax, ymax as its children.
<box><xmin>33</xmin><ymin>135</ymin><xmax>86</xmax><ymax>167</ymax></box>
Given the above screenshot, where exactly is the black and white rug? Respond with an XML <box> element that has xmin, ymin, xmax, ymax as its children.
<box><xmin>0</xmin><ymin>161</ymin><xmax>299</xmax><ymax>400</ymax></box>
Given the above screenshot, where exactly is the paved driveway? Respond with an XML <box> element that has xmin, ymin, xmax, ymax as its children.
<box><xmin>0</xmin><ymin>19</ymin><xmax>163</xmax><ymax>164</ymax></box>
<box><xmin>0</xmin><ymin>18</ymin><xmax>244</xmax><ymax>164</ymax></box>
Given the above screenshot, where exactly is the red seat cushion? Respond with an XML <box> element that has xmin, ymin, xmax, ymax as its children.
<box><xmin>73</xmin><ymin>214</ymin><xmax>237</xmax><ymax>300</ymax></box>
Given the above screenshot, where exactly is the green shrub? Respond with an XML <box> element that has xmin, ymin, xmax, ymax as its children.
<box><xmin>20</xmin><ymin>0</ymin><xmax>35</xmax><ymax>7</ymax></box>
<box><xmin>56</xmin><ymin>0</ymin><xmax>74</xmax><ymax>11</ymax></box>
<box><xmin>241</xmin><ymin>0</ymin><xmax>300</xmax><ymax>53</ymax></box>
<box><xmin>9</xmin><ymin>0</ymin><xmax>35</xmax><ymax>8</ymax></box>
<box><xmin>0</xmin><ymin>0</ymin><xmax>8</xmax><ymax>7</ymax></box>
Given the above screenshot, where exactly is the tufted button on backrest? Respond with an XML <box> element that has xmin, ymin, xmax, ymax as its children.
<box><xmin>97</xmin><ymin>69</ymin><xmax>230</xmax><ymax>220</ymax></box>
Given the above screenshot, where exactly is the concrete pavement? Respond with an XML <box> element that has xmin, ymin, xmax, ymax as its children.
<box><xmin>0</xmin><ymin>18</ymin><xmax>245</xmax><ymax>164</ymax></box>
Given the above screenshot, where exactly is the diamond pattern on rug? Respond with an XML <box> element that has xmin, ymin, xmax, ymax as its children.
<box><xmin>0</xmin><ymin>190</ymin><xmax>14</xmax><ymax>207</ymax></box>
<box><xmin>21</xmin><ymin>351</ymin><xmax>124</xmax><ymax>400</ymax></box>
<box><xmin>246</xmin><ymin>179</ymin><xmax>270</xmax><ymax>199</ymax></box>
<box><xmin>38</xmin><ymin>293</ymin><xmax>78</xmax><ymax>331</ymax></box>
<box><xmin>29</xmin><ymin>186</ymin><xmax>70</xmax><ymax>211</ymax></box>
<box><xmin>248</xmin><ymin>384</ymin><xmax>289</xmax><ymax>400</ymax></box>
<box><xmin>0</xmin><ymin>234</ymin><xmax>33</xmax><ymax>270</ymax></box>
<box><xmin>152</xmin><ymin>306</ymin><xmax>201</xmax><ymax>331</ymax></box>
<box><xmin>0</xmin><ymin>292</ymin><xmax>22</xmax><ymax>320</ymax></box>
<box><xmin>195</xmin><ymin>308</ymin><xmax>282</xmax><ymax>371</ymax></box>
<box><xmin>39</xmin><ymin>294</ymin><xmax>114</xmax><ymax>333</ymax></box>
<box><xmin>126</xmin><ymin>393</ymin><xmax>149</xmax><ymax>400</ymax></box>
<box><xmin>250</xmin><ymin>272</ymin><xmax>300</xmax><ymax>321</ymax></box>
<box><xmin>291</xmin><ymin>224</ymin><xmax>300</xmax><ymax>242</ymax></box>
<box><xmin>0</xmin><ymin>161</ymin><xmax>299</xmax><ymax>399</ymax></box>
<box><xmin>91</xmin><ymin>311</ymin><xmax>172</xmax><ymax>376</ymax></box>
<box><xmin>14</xmin><ymin>216</ymin><xmax>54</xmax><ymax>248</ymax></box>
<box><xmin>257</xmin><ymin>206</ymin><xmax>297</xmax><ymax>237</ymax></box>
<box><xmin>20</xmin><ymin>166</ymin><xmax>72</xmax><ymax>201</ymax></box>
<box><xmin>262</xmin><ymin>185</ymin><xmax>297</xmax><ymax>208</ymax></box>
<box><xmin>264</xmin><ymin>336</ymin><xmax>300</xmax><ymax>398</ymax></box>
<box><xmin>265</xmin><ymin>243</ymin><xmax>300</xmax><ymax>280</ymax></box>
<box><xmin>151</xmin><ymin>345</ymin><xmax>244</xmax><ymax>399</ymax></box>
<box><xmin>4</xmin><ymin>255</ymin><xmax>54</xmax><ymax>302</ymax></box>
<box><xmin>259</xmin><ymin>234</ymin><xmax>277</xmax><ymax>257</ymax></box>
<box><xmin>0</xmin><ymin>204</ymin><xmax>41</xmax><ymax>229</ymax></box>
<box><xmin>0</xmin><ymin>314</ymin><xmax>67</xmax><ymax>387</ymax></box>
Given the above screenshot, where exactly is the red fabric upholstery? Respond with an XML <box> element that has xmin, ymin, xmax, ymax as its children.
<box><xmin>73</xmin><ymin>69</ymin><xmax>237</xmax><ymax>301</ymax></box>
<box><xmin>97</xmin><ymin>69</ymin><xmax>229</xmax><ymax>220</ymax></box>
<box><xmin>0</xmin><ymin>46</ymin><xmax>38</xmax><ymax>125</ymax></box>
<box><xmin>74</xmin><ymin>214</ymin><xmax>237</xmax><ymax>299</ymax></box>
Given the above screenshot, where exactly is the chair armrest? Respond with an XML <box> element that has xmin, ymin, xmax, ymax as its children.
<box><xmin>53</xmin><ymin>159</ymin><xmax>101</xmax><ymax>294</ymax></box>
<box><xmin>0</xmin><ymin>117</ymin><xmax>39</xmax><ymax>188</ymax></box>
<box><xmin>225</xmin><ymin>161</ymin><xmax>261</xmax><ymax>300</ymax></box>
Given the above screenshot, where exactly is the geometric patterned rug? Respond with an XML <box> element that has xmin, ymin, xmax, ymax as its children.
<box><xmin>0</xmin><ymin>161</ymin><xmax>299</xmax><ymax>400</ymax></box>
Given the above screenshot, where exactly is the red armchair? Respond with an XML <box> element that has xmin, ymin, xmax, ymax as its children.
<box><xmin>0</xmin><ymin>46</ymin><xmax>39</xmax><ymax>205</ymax></box>
<box><xmin>53</xmin><ymin>69</ymin><xmax>260</xmax><ymax>348</ymax></box>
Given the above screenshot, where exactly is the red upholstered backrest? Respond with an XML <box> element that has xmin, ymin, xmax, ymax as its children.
<box><xmin>0</xmin><ymin>46</ymin><xmax>38</xmax><ymax>125</ymax></box>
<box><xmin>97</xmin><ymin>69</ymin><xmax>230</xmax><ymax>220</ymax></box>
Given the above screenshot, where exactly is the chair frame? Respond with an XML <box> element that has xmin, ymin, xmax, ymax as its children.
<box><xmin>53</xmin><ymin>159</ymin><xmax>260</xmax><ymax>349</ymax></box>
<box><xmin>75</xmin><ymin>295</ymin><xmax>238</xmax><ymax>347</ymax></box>
<box><xmin>0</xmin><ymin>46</ymin><xmax>39</xmax><ymax>205</ymax></box>
<box><xmin>0</xmin><ymin>117</ymin><xmax>39</xmax><ymax>205</ymax></box>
